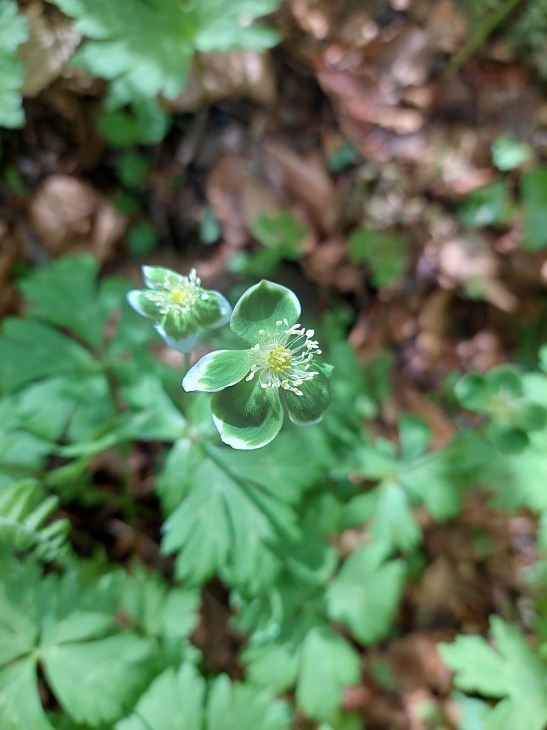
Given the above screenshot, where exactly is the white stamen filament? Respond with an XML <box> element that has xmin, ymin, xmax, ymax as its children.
<box><xmin>245</xmin><ymin>319</ymin><xmax>322</xmax><ymax>396</ymax></box>
<box><xmin>152</xmin><ymin>269</ymin><xmax>201</xmax><ymax>315</ymax></box>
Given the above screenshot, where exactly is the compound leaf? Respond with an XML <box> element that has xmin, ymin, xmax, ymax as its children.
<box><xmin>0</xmin><ymin>658</ymin><xmax>53</xmax><ymax>730</ymax></box>
<box><xmin>440</xmin><ymin>618</ymin><xmax>547</xmax><ymax>730</ymax></box>
<box><xmin>0</xmin><ymin>554</ymin><xmax>154</xmax><ymax>728</ymax></box>
<box><xmin>0</xmin><ymin>480</ymin><xmax>70</xmax><ymax>562</ymax></box>
<box><xmin>48</xmin><ymin>0</ymin><xmax>280</xmax><ymax>109</ymax></box>
<box><xmin>117</xmin><ymin>664</ymin><xmax>289</xmax><ymax>730</ymax></box>
<box><xmin>43</xmin><ymin>634</ymin><xmax>153</xmax><ymax>726</ymax></box>
<box><xmin>326</xmin><ymin>543</ymin><xmax>405</xmax><ymax>645</ymax></box>
<box><xmin>160</xmin><ymin>441</ymin><xmax>299</xmax><ymax>591</ymax></box>
<box><xmin>158</xmin><ymin>425</ymin><xmax>325</xmax><ymax>592</ymax></box>
<box><xmin>296</xmin><ymin>627</ymin><xmax>361</xmax><ymax>720</ymax></box>
<box><xmin>18</xmin><ymin>254</ymin><xmax>108</xmax><ymax>349</ymax></box>
<box><xmin>0</xmin><ymin>318</ymin><xmax>95</xmax><ymax>394</ymax></box>
<box><xmin>116</xmin><ymin>663</ymin><xmax>205</xmax><ymax>730</ymax></box>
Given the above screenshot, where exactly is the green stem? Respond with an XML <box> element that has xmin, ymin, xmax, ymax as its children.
<box><xmin>100</xmin><ymin>360</ymin><xmax>139</xmax><ymax>537</ymax></box>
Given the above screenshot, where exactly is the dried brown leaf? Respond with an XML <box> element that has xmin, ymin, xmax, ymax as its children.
<box><xmin>19</xmin><ymin>2</ymin><xmax>80</xmax><ymax>97</ymax></box>
<box><xmin>29</xmin><ymin>175</ymin><xmax>125</xmax><ymax>259</ymax></box>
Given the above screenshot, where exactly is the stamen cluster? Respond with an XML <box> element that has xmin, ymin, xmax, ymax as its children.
<box><xmin>246</xmin><ymin>319</ymin><xmax>322</xmax><ymax>396</ymax></box>
<box><xmin>149</xmin><ymin>269</ymin><xmax>201</xmax><ymax>315</ymax></box>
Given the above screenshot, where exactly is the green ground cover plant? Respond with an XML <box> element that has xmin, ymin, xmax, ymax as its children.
<box><xmin>1</xmin><ymin>254</ymin><xmax>547</xmax><ymax>728</ymax></box>
<box><xmin>4</xmin><ymin>1</ymin><xmax>547</xmax><ymax>727</ymax></box>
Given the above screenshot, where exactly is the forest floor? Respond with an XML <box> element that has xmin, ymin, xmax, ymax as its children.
<box><xmin>3</xmin><ymin>1</ymin><xmax>547</xmax><ymax>728</ymax></box>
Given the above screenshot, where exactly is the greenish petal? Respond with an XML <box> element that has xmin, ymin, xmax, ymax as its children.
<box><xmin>489</xmin><ymin>367</ymin><xmax>523</xmax><ymax>396</ymax></box>
<box><xmin>182</xmin><ymin>349</ymin><xmax>253</xmax><ymax>393</ymax></box>
<box><xmin>454</xmin><ymin>374</ymin><xmax>489</xmax><ymax>412</ymax></box>
<box><xmin>518</xmin><ymin>402</ymin><xmax>547</xmax><ymax>431</ymax></box>
<box><xmin>193</xmin><ymin>291</ymin><xmax>223</xmax><ymax>327</ymax></box>
<box><xmin>208</xmin><ymin>291</ymin><xmax>232</xmax><ymax>329</ymax></box>
<box><xmin>283</xmin><ymin>371</ymin><xmax>330</xmax><ymax>426</ymax></box>
<box><xmin>211</xmin><ymin>378</ymin><xmax>284</xmax><ymax>450</ymax></box>
<box><xmin>126</xmin><ymin>290</ymin><xmax>164</xmax><ymax>320</ymax></box>
<box><xmin>160</xmin><ymin>311</ymin><xmax>196</xmax><ymax>341</ymax></box>
<box><xmin>156</xmin><ymin>326</ymin><xmax>198</xmax><ymax>354</ymax></box>
<box><xmin>142</xmin><ymin>265</ymin><xmax>188</xmax><ymax>291</ymax></box>
<box><xmin>230</xmin><ymin>280</ymin><xmax>301</xmax><ymax>344</ymax></box>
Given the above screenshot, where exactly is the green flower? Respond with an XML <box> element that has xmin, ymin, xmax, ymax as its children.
<box><xmin>127</xmin><ymin>266</ymin><xmax>231</xmax><ymax>353</ymax></box>
<box><xmin>455</xmin><ymin>366</ymin><xmax>547</xmax><ymax>453</ymax></box>
<box><xmin>182</xmin><ymin>280</ymin><xmax>332</xmax><ymax>450</ymax></box>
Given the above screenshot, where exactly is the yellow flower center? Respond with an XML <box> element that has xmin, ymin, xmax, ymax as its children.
<box><xmin>170</xmin><ymin>289</ymin><xmax>191</xmax><ymax>306</ymax></box>
<box><xmin>246</xmin><ymin>320</ymin><xmax>322</xmax><ymax>396</ymax></box>
<box><xmin>267</xmin><ymin>346</ymin><xmax>292</xmax><ymax>373</ymax></box>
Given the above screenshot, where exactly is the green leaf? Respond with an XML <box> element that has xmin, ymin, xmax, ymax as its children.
<box><xmin>296</xmin><ymin>627</ymin><xmax>361</xmax><ymax>720</ymax></box>
<box><xmin>344</xmin><ymin>486</ymin><xmax>422</xmax><ymax>553</ymax></box>
<box><xmin>522</xmin><ymin>167</ymin><xmax>547</xmax><ymax>251</ymax></box>
<box><xmin>0</xmin><ymin>558</ymin><xmax>40</xmax><ymax>665</ymax></box>
<box><xmin>48</xmin><ymin>0</ymin><xmax>280</xmax><ymax>110</ymax></box>
<box><xmin>43</xmin><ymin>634</ymin><xmax>153</xmax><ymax>726</ymax></box>
<box><xmin>97</xmin><ymin>102</ymin><xmax>170</xmax><ymax>146</ymax></box>
<box><xmin>491</xmin><ymin>136</ymin><xmax>531</xmax><ymax>171</ymax></box>
<box><xmin>284</xmin><ymin>371</ymin><xmax>330</xmax><ymax>425</ymax></box>
<box><xmin>344</xmin><ymin>425</ymin><xmax>461</xmax><ymax>552</ymax></box>
<box><xmin>0</xmin><ymin>1</ymin><xmax>29</xmax><ymax>129</ymax></box>
<box><xmin>211</xmin><ymin>378</ymin><xmax>284</xmax><ymax>450</ymax></box>
<box><xmin>458</xmin><ymin>179</ymin><xmax>514</xmax><ymax>229</ymax></box>
<box><xmin>0</xmin><ymin>395</ymin><xmax>53</xmax><ymax>487</ymax></box>
<box><xmin>116</xmin><ymin>663</ymin><xmax>290</xmax><ymax>730</ymax></box>
<box><xmin>326</xmin><ymin>543</ymin><xmax>405</xmax><ymax>644</ymax></box>
<box><xmin>230</xmin><ymin>280</ymin><xmax>301</xmax><ymax>344</ymax></box>
<box><xmin>220</xmin><ymin>427</ymin><xmax>332</xmax><ymax>504</ymax></box>
<box><xmin>452</xmin><ymin>692</ymin><xmax>489</xmax><ymax>730</ymax></box>
<box><xmin>250</xmin><ymin>210</ymin><xmax>307</xmax><ymax>258</ymax></box>
<box><xmin>440</xmin><ymin>618</ymin><xmax>547</xmax><ymax>730</ymax></box>
<box><xmin>120</xmin><ymin>567</ymin><xmax>200</xmax><ymax>647</ymax></box>
<box><xmin>0</xmin><ymin>318</ymin><xmax>95</xmax><ymax>393</ymax></box>
<box><xmin>488</xmin><ymin>430</ymin><xmax>547</xmax><ymax>513</ymax></box>
<box><xmin>0</xmin><ymin>554</ymin><xmax>154</xmax><ymax>728</ymax></box>
<box><xmin>182</xmin><ymin>349</ymin><xmax>253</xmax><ymax>392</ymax></box>
<box><xmin>161</xmin><ymin>443</ymin><xmax>299</xmax><ymax>590</ymax></box>
<box><xmin>0</xmin><ymin>480</ymin><xmax>70</xmax><ymax>562</ymax></box>
<box><xmin>238</xmin><ymin>524</ymin><xmax>357</xmax><ymax>720</ymax></box>
<box><xmin>0</xmin><ymin>658</ymin><xmax>53</xmax><ymax>730</ymax></box>
<box><xmin>399</xmin><ymin>415</ymin><xmax>430</xmax><ymax>461</ymax></box>
<box><xmin>194</xmin><ymin>0</ymin><xmax>280</xmax><ymax>52</ymax></box>
<box><xmin>207</xmin><ymin>673</ymin><xmax>290</xmax><ymax>730</ymax></box>
<box><xmin>348</xmin><ymin>228</ymin><xmax>407</xmax><ymax>288</ymax></box>
<box><xmin>18</xmin><ymin>254</ymin><xmax>108</xmax><ymax>349</ymax></box>
<box><xmin>116</xmin><ymin>664</ymin><xmax>205</xmax><ymax>730</ymax></box>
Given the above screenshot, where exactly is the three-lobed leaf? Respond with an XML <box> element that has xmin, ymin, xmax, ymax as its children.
<box><xmin>116</xmin><ymin>663</ymin><xmax>290</xmax><ymax>730</ymax></box>
<box><xmin>47</xmin><ymin>0</ymin><xmax>280</xmax><ymax>109</ymax></box>
<box><xmin>0</xmin><ymin>555</ymin><xmax>155</xmax><ymax>728</ymax></box>
<box><xmin>326</xmin><ymin>543</ymin><xmax>405</xmax><ymax>645</ymax></box>
<box><xmin>296</xmin><ymin>627</ymin><xmax>361</xmax><ymax>720</ymax></box>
